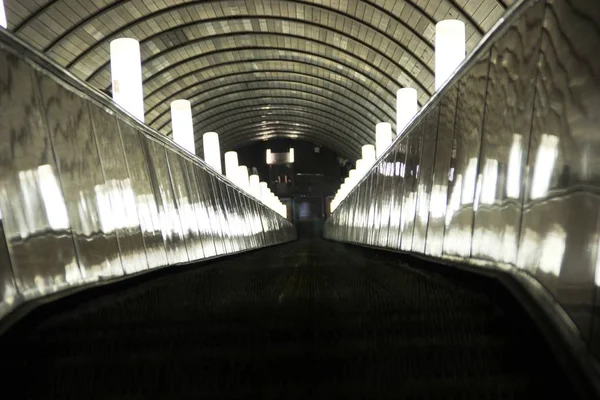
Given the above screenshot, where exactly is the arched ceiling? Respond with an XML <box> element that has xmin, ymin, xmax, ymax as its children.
<box><xmin>5</xmin><ymin>0</ymin><xmax>511</xmax><ymax>159</ymax></box>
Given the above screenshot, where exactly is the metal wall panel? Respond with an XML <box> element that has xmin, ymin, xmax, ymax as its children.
<box><xmin>472</xmin><ymin>0</ymin><xmax>545</xmax><ymax>265</ymax></box>
<box><xmin>210</xmin><ymin>175</ymin><xmax>232</xmax><ymax>255</ymax></box>
<box><xmin>184</xmin><ymin>162</ymin><xmax>217</xmax><ymax>259</ymax></box>
<box><xmin>38</xmin><ymin>73</ymin><xmax>124</xmax><ymax>282</ymax></box>
<box><xmin>117</xmin><ymin>121</ymin><xmax>167</xmax><ymax>270</ymax></box>
<box><xmin>0</xmin><ymin>49</ymin><xmax>79</xmax><ymax>301</ymax></box>
<box><xmin>412</xmin><ymin>106</ymin><xmax>441</xmax><ymax>253</ymax></box>
<box><xmin>88</xmin><ymin>103</ymin><xmax>148</xmax><ymax>275</ymax></box>
<box><xmin>517</xmin><ymin>0</ymin><xmax>600</xmax><ymax>343</ymax></box>
<box><xmin>0</xmin><ymin>28</ymin><xmax>295</xmax><ymax>323</ymax></box>
<box><xmin>141</xmin><ymin>137</ymin><xmax>189</xmax><ymax>265</ymax></box>
<box><xmin>400</xmin><ymin>126</ymin><xmax>423</xmax><ymax>251</ymax></box>
<box><xmin>425</xmin><ymin>87</ymin><xmax>459</xmax><ymax>257</ymax></box>
<box><xmin>442</xmin><ymin>53</ymin><xmax>491</xmax><ymax>258</ymax></box>
<box><xmin>325</xmin><ymin>0</ymin><xmax>600</xmax><ymax>365</ymax></box>
<box><xmin>166</xmin><ymin>150</ymin><xmax>204</xmax><ymax>261</ymax></box>
<box><xmin>0</xmin><ymin>222</ymin><xmax>16</xmax><ymax>318</ymax></box>
<box><xmin>195</xmin><ymin>167</ymin><xmax>226</xmax><ymax>256</ymax></box>
<box><xmin>377</xmin><ymin>152</ymin><xmax>397</xmax><ymax>248</ymax></box>
<box><xmin>385</xmin><ymin>144</ymin><xmax>406</xmax><ymax>249</ymax></box>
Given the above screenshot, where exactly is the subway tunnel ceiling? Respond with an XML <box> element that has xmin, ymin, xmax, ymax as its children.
<box><xmin>5</xmin><ymin>0</ymin><xmax>511</xmax><ymax>159</ymax></box>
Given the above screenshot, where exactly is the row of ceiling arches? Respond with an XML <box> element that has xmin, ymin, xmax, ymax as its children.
<box><xmin>5</xmin><ymin>0</ymin><xmax>510</xmax><ymax>158</ymax></box>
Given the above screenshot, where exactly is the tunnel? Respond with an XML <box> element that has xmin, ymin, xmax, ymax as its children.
<box><xmin>0</xmin><ymin>0</ymin><xmax>599</xmax><ymax>398</ymax></box>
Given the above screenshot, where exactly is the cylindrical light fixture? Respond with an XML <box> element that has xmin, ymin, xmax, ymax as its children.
<box><xmin>224</xmin><ymin>151</ymin><xmax>239</xmax><ymax>183</ymax></box>
<box><xmin>237</xmin><ymin>165</ymin><xmax>250</xmax><ymax>192</ymax></box>
<box><xmin>376</xmin><ymin>122</ymin><xmax>393</xmax><ymax>158</ymax></box>
<box><xmin>202</xmin><ymin>132</ymin><xmax>222</xmax><ymax>174</ymax></box>
<box><xmin>356</xmin><ymin>159</ymin><xmax>366</xmax><ymax>178</ymax></box>
<box><xmin>362</xmin><ymin>144</ymin><xmax>376</xmax><ymax>166</ymax></box>
<box><xmin>110</xmin><ymin>38</ymin><xmax>144</xmax><ymax>122</ymax></box>
<box><xmin>0</xmin><ymin>0</ymin><xmax>7</xmax><ymax>28</ymax></box>
<box><xmin>170</xmin><ymin>100</ymin><xmax>195</xmax><ymax>154</ymax></box>
<box><xmin>435</xmin><ymin>20</ymin><xmax>466</xmax><ymax>90</ymax></box>
<box><xmin>249</xmin><ymin>174</ymin><xmax>261</xmax><ymax>199</ymax></box>
<box><xmin>396</xmin><ymin>88</ymin><xmax>418</xmax><ymax>137</ymax></box>
<box><xmin>260</xmin><ymin>182</ymin><xmax>269</xmax><ymax>205</ymax></box>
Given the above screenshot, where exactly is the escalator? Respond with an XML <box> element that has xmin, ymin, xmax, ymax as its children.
<box><xmin>0</xmin><ymin>239</ymin><xmax>580</xmax><ymax>399</ymax></box>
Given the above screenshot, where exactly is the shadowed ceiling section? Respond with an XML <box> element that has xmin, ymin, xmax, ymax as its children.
<box><xmin>5</xmin><ymin>0</ymin><xmax>509</xmax><ymax>158</ymax></box>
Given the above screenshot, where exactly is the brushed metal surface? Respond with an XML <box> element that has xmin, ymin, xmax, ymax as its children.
<box><xmin>117</xmin><ymin>121</ymin><xmax>168</xmax><ymax>270</ymax></box>
<box><xmin>472</xmin><ymin>0</ymin><xmax>545</xmax><ymax>265</ymax></box>
<box><xmin>442</xmin><ymin>52</ymin><xmax>490</xmax><ymax>258</ymax></box>
<box><xmin>0</xmin><ymin>50</ymin><xmax>80</xmax><ymax>301</ymax></box>
<box><xmin>141</xmin><ymin>136</ymin><xmax>189</xmax><ymax>265</ymax></box>
<box><xmin>38</xmin><ymin>72</ymin><xmax>124</xmax><ymax>282</ymax></box>
<box><xmin>412</xmin><ymin>106</ymin><xmax>441</xmax><ymax>253</ymax></box>
<box><xmin>400</xmin><ymin>125</ymin><xmax>424</xmax><ymax>252</ymax></box>
<box><xmin>425</xmin><ymin>87</ymin><xmax>459</xmax><ymax>257</ymax></box>
<box><xmin>184</xmin><ymin>161</ymin><xmax>217</xmax><ymax>259</ymax></box>
<box><xmin>88</xmin><ymin>103</ymin><xmax>148</xmax><ymax>275</ymax></box>
<box><xmin>166</xmin><ymin>150</ymin><xmax>205</xmax><ymax>261</ymax></box>
<box><xmin>209</xmin><ymin>174</ymin><xmax>231</xmax><ymax>255</ymax></box>
<box><xmin>0</xmin><ymin>26</ymin><xmax>295</xmax><ymax>326</ymax></box>
<box><xmin>325</xmin><ymin>0</ymin><xmax>600</xmax><ymax>364</ymax></box>
<box><xmin>385</xmin><ymin>142</ymin><xmax>407</xmax><ymax>249</ymax></box>
<box><xmin>517</xmin><ymin>0</ymin><xmax>600</xmax><ymax>343</ymax></box>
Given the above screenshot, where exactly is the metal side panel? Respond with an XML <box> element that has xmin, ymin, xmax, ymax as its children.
<box><xmin>166</xmin><ymin>150</ymin><xmax>204</xmax><ymax>262</ymax></box>
<box><xmin>442</xmin><ymin>51</ymin><xmax>491</xmax><ymax>258</ymax></box>
<box><xmin>425</xmin><ymin>87</ymin><xmax>459</xmax><ymax>257</ymax></box>
<box><xmin>194</xmin><ymin>166</ymin><xmax>226</xmax><ymax>256</ymax></box>
<box><xmin>518</xmin><ymin>0</ymin><xmax>600</xmax><ymax>345</ymax></box>
<box><xmin>211</xmin><ymin>175</ymin><xmax>233</xmax><ymax>254</ymax></box>
<box><xmin>88</xmin><ymin>103</ymin><xmax>148</xmax><ymax>275</ymax></box>
<box><xmin>117</xmin><ymin>120</ymin><xmax>167</xmax><ymax>270</ymax></box>
<box><xmin>183</xmin><ymin>161</ymin><xmax>217</xmax><ymax>259</ymax></box>
<box><xmin>400</xmin><ymin>126</ymin><xmax>424</xmax><ymax>252</ymax></box>
<box><xmin>374</xmin><ymin>153</ymin><xmax>394</xmax><ymax>247</ymax></box>
<box><xmin>0</xmin><ymin>50</ymin><xmax>78</xmax><ymax>301</ymax></box>
<box><xmin>368</xmin><ymin>165</ymin><xmax>385</xmax><ymax>247</ymax></box>
<box><xmin>412</xmin><ymin>105</ymin><xmax>441</xmax><ymax>253</ymax></box>
<box><xmin>472</xmin><ymin>0</ymin><xmax>545</xmax><ymax>265</ymax></box>
<box><xmin>140</xmin><ymin>135</ymin><xmax>189</xmax><ymax>265</ymax></box>
<box><xmin>227</xmin><ymin>187</ymin><xmax>245</xmax><ymax>252</ymax></box>
<box><xmin>386</xmin><ymin>141</ymin><xmax>407</xmax><ymax>249</ymax></box>
<box><xmin>37</xmin><ymin>73</ymin><xmax>124</xmax><ymax>282</ymax></box>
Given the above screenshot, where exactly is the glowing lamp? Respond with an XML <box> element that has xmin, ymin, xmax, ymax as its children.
<box><xmin>362</xmin><ymin>144</ymin><xmax>376</xmax><ymax>166</ymax></box>
<box><xmin>110</xmin><ymin>38</ymin><xmax>144</xmax><ymax>122</ymax></box>
<box><xmin>376</xmin><ymin>122</ymin><xmax>393</xmax><ymax>157</ymax></box>
<box><xmin>202</xmin><ymin>132</ymin><xmax>222</xmax><ymax>174</ymax></box>
<box><xmin>224</xmin><ymin>151</ymin><xmax>239</xmax><ymax>183</ymax></box>
<box><xmin>170</xmin><ymin>100</ymin><xmax>195</xmax><ymax>154</ymax></box>
<box><xmin>435</xmin><ymin>20</ymin><xmax>466</xmax><ymax>90</ymax></box>
<box><xmin>237</xmin><ymin>165</ymin><xmax>250</xmax><ymax>191</ymax></box>
<box><xmin>396</xmin><ymin>88</ymin><xmax>418</xmax><ymax>136</ymax></box>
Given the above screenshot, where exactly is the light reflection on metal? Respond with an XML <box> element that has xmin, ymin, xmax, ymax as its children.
<box><xmin>506</xmin><ymin>134</ymin><xmax>523</xmax><ymax>199</ymax></box>
<box><xmin>480</xmin><ymin>159</ymin><xmax>499</xmax><ymax>205</ymax></box>
<box><xmin>531</xmin><ymin>134</ymin><xmax>559</xmax><ymax>200</ymax></box>
<box><xmin>461</xmin><ymin>158</ymin><xmax>479</xmax><ymax>205</ymax></box>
